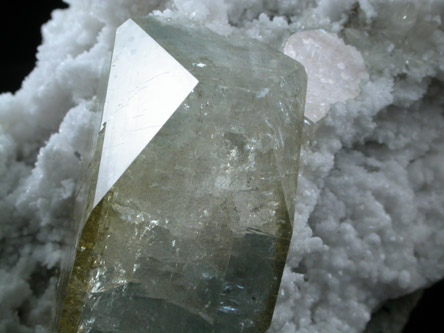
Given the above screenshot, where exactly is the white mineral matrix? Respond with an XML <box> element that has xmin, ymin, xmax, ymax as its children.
<box><xmin>0</xmin><ymin>1</ymin><xmax>443</xmax><ymax>333</ymax></box>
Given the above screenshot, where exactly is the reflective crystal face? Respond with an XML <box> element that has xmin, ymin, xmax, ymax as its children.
<box><xmin>58</xmin><ymin>17</ymin><xmax>306</xmax><ymax>332</ymax></box>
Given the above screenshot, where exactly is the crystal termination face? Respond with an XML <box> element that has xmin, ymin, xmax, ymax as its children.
<box><xmin>94</xmin><ymin>20</ymin><xmax>198</xmax><ymax>207</ymax></box>
<box><xmin>58</xmin><ymin>17</ymin><xmax>307</xmax><ymax>332</ymax></box>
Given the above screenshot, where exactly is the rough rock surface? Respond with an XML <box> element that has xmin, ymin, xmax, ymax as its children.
<box><xmin>0</xmin><ymin>1</ymin><xmax>443</xmax><ymax>332</ymax></box>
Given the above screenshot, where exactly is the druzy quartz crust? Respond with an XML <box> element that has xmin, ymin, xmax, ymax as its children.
<box><xmin>58</xmin><ymin>16</ymin><xmax>306</xmax><ymax>332</ymax></box>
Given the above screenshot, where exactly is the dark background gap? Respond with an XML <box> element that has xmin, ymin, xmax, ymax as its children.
<box><xmin>0</xmin><ymin>1</ymin><xmax>441</xmax><ymax>332</ymax></box>
<box><xmin>402</xmin><ymin>279</ymin><xmax>443</xmax><ymax>332</ymax></box>
<box><xmin>0</xmin><ymin>0</ymin><xmax>68</xmax><ymax>93</ymax></box>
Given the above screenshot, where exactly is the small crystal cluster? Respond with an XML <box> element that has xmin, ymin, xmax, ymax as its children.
<box><xmin>284</xmin><ymin>30</ymin><xmax>368</xmax><ymax>124</ymax></box>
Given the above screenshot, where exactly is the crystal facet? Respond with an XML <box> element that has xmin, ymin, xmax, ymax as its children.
<box><xmin>94</xmin><ymin>20</ymin><xmax>199</xmax><ymax>207</ymax></box>
<box><xmin>58</xmin><ymin>16</ymin><xmax>306</xmax><ymax>332</ymax></box>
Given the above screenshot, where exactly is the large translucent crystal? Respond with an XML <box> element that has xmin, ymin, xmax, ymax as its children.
<box><xmin>57</xmin><ymin>16</ymin><xmax>306</xmax><ymax>332</ymax></box>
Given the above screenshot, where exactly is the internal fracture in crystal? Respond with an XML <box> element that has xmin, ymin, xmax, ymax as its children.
<box><xmin>57</xmin><ymin>16</ymin><xmax>306</xmax><ymax>332</ymax></box>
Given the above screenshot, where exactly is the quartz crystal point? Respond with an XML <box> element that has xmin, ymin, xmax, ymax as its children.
<box><xmin>58</xmin><ymin>16</ymin><xmax>306</xmax><ymax>332</ymax></box>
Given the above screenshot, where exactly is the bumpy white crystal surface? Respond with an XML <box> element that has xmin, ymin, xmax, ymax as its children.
<box><xmin>284</xmin><ymin>30</ymin><xmax>368</xmax><ymax>123</ymax></box>
<box><xmin>0</xmin><ymin>1</ymin><xmax>443</xmax><ymax>333</ymax></box>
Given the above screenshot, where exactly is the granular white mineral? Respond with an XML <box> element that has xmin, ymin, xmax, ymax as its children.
<box><xmin>0</xmin><ymin>1</ymin><xmax>443</xmax><ymax>333</ymax></box>
<box><xmin>284</xmin><ymin>30</ymin><xmax>369</xmax><ymax>123</ymax></box>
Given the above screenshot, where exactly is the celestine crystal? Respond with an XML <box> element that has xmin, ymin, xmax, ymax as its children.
<box><xmin>57</xmin><ymin>16</ymin><xmax>306</xmax><ymax>332</ymax></box>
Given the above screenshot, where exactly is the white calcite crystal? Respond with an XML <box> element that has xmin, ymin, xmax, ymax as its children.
<box><xmin>0</xmin><ymin>1</ymin><xmax>443</xmax><ymax>333</ymax></box>
<box><xmin>284</xmin><ymin>30</ymin><xmax>368</xmax><ymax>123</ymax></box>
